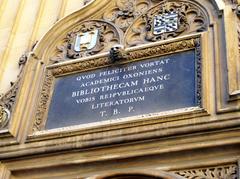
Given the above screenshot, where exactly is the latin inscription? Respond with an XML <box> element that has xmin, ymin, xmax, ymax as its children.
<box><xmin>46</xmin><ymin>50</ymin><xmax>198</xmax><ymax>129</ymax></box>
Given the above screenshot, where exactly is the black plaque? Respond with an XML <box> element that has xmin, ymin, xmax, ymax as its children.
<box><xmin>46</xmin><ymin>50</ymin><xmax>200</xmax><ymax>129</ymax></box>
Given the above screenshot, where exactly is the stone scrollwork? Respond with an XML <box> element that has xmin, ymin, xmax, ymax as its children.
<box><xmin>0</xmin><ymin>53</ymin><xmax>28</xmax><ymax>130</ymax></box>
<box><xmin>128</xmin><ymin>38</ymin><xmax>198</xmax><ymax>60</ymax></box>
<box><xmin>49</xmin><ymin>1</ymin><xmax>208</xmax><ymax>60</ymax></box>
<box><xmin>195</xmin><ymin>38</ymin><xmax>202</xmax><ymax>107</ymax></box>
<box><xmin>174</xmin><ymin>164</ymin><xmax>238</xmax><ymax>179</ymax></box>
<box><xmin>0</xmin><ymin>105</ymin><xmax>10</xmax><ymax>129</ymax></box>
<box><xmin>125</xmin><ymin>1</ymin><xmax>208</xmax><ymax>47</ymax></box>
<box><xmin>50</xmin><ymin>20</ymin><xmax>121</xmax><ymax>63</ymax></box>
<box><xmin>103</xmin><ymin>0</ymin><xmax>151</xmax><ymax>32</ymax></box>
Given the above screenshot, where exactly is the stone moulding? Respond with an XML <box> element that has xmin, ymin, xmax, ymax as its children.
<box><xmin>174</xmin><ymin>164</ymin><xmax>238</xmax><ymax>179</ymax></box>
<box><xmin>32</xmin><ymin>35</ymin><xmax>204</xmax><ymax>133</ymax></box>
<box><xmin>34</xmin><ymin>71</ymin><xmax>54</xmax><ymax>131</ymax></box>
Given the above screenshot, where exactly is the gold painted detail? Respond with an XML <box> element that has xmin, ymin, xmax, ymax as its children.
<box><xmin>51</xmin><ymin>57</ymin><xmax>110</xmax><ymax>76</ymax></box>
<box><xmin>125</xmin><ymin>1</ymin><xmax>207</xmax><ymax>47</ymax></box>
<box><xmin>33</xmin><ymin>37</ymin><xmax>201</xmax><ymax>131</ymax></box>
<box><xmin>0</xmin><ymin>54</ymin><xmax>28</xmax><ymax>130</ymax></box>
<box><xmin>50</xmin><ymin>20</ymin><xmax>121</xmax><ymax>63</ymax></box>
<box><xmin>174</xmin><ymin>164</ymin><xmax>238</xmax><ymax>179</ymax></box>
<box><xmin>52</xmin><ymin>38</ymin><xmax>197</xmax><ymax>76</ymax></box>
<box><xmin>128</xmin><ymin>38</ymin><xmax>197</xmax><ymax>60</ymax></box>
<box><xmin>103</xmin><ymin>0</ymin><xmax>151</xmax><ymax>32</ymax></box>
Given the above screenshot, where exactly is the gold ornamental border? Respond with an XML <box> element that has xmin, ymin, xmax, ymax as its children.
<box><xmin>32</xmin><ymin>35</ymin><xmax>202</xmax><ymax>132</ymax></box>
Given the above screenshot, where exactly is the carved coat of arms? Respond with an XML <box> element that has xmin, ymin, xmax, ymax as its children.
<box><xmin>74</xmin><ymin>29</ymin><xmax>99</xmax><ymax>52</ymax></box>
<box><xmin>50</xmin><ymin>21</ymin><xmax>121</xmax><ymax>62</ymax></box>
<box><xmin>143</xmin><ymin>2</ymin><xmax>192</xmax><ymax>42</ymax></box>
<box><xmin>65</xmin><ymin>24</ymin><xmax>104</xmax><ymax>59</ymax></box>
<box><xmin>153</xmin><ymin>12</ymin><xmax>178</xmax><ymax>35</ymax></box>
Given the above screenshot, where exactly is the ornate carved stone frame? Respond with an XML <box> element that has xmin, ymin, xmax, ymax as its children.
<box><xmin>30</xmin><ymin>34</ymin><xmax>208</xmax><ymax>138</ymax></box>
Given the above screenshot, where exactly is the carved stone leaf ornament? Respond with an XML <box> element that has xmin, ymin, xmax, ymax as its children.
<box><xmin>34</xmin><ymin>71</ymin><xmax>54</xmax><ymax>131</ymax></box>
<box><xmin>50</xmin><ymin>1</ymin><xmax>208</xmax><ymax>62</ymax></box>
<box><xmin>103</xmin><ymin>0</ymin><xmax>151</xmax><ymax>32</ymax></box>
<box><xmin>0</xmin><ymin>105</ymin><xmax>10</xmax><ymax>129</ymax></box>
<box><xmin>125</xmin><ymin>1</ymin><xmax>208</xmax><ymax>46</ymax></box>
<box><xmin>50</xmin><ymin>20</ymin><xmax>121</xmax><ymax>63</ymax></box>
<box><xmin>174</xmin><ymin>165</ymin><xmax>238</xmax><ymax>179</ymax></box>
<box><xmin>0</xmin><ymin>53</ymin><xmax>28</xmax><ymax>130</ymax></box>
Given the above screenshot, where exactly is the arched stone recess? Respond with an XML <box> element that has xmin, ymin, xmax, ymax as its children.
<box><xmin>30</xmin><ymin>0</ymin><xmax>114</xmax><ymax>65</ymax></box>
<box><xmin>31</xmin><ymin>0</ymin><xmax>219</xmax><ymax>65</ymax></box>
<box><xmin>124</xmin><ymin>0</ymin><xmax>210</xmax><ymax>47</ymax></box>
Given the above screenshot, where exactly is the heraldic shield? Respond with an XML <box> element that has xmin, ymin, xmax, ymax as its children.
<box><xmin>74</xmin><ymin>29</ymin><xmax>99</xmax><ymax>52</ymax></box>
<box><xmin>153</xmin><ymin>11</ymin><xmax>178</xmax><ymax>35</ymax></box>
